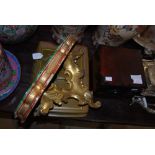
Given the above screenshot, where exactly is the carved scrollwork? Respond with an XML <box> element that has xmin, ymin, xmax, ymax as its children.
<box><xmin>39</xmin><ymin>48</ymin><xmax>101</xmax><ymax>115</ymax></box>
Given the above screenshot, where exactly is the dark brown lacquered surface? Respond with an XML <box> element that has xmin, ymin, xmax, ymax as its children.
<box><xmin>0</xmin><ymin>25</ymin><xmax>155</xmax><ymax>127</ymax></box>
<box><xmin>98</xmin><ymin>47</ymin><xmax>146</xmax><ymax>87</ymax></box>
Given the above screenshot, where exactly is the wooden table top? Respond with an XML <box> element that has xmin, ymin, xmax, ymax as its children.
<box><xmin>1</xmin><ymin>25</ymin><xmax>155</xmax><ymax>127</ymax></box>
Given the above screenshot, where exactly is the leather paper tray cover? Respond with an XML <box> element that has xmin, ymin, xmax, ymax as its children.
<box><xmin>94</xmin><ymin>47</ymin><xmax>146</xmax><ymax>90</ymax></box>
<box><xmin>33</xmin><ymin>41</ymin><xmax>89</xmax><ymax>117</ymax></box>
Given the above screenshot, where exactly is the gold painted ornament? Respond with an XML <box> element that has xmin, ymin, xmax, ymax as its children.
<box><xmin>38</xmin><ymin>45</ymin><xmax>101</xmax><ymax>115</ymax></box>
<box><xmin>142</xmin><ymin>60</ymin><xmax>155</xmax><ymax>97</ymax></box>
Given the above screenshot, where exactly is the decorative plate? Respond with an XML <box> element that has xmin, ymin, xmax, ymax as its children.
<box><xmin>134</xmin><ymin>26</ymin><xmax>155</xmax><ymax>52</ymax></box>
<box><xmin>0</xmin><ymin>25</ymin><xmax>38</xmax><ymax>44</ymax></box>
<box><xmin>93</xmin><ymin>25</ymin><xmax>147</xmax><ymax>46</ymax></box>
<box><xmin>51</xmin><ymin>25</ymin><xmax>87</xmax><ymax>44</ymax></box>
<box><xmin>0</xmin><ymin>50</ymin><xmax>21</xmax><ymax>101</ymax></box>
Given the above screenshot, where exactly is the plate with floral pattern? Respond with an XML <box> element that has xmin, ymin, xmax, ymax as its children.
<box><xmin>0</xmin><ymin>50</ymin><xmax>21</xmax><ymax>101</ymax></box>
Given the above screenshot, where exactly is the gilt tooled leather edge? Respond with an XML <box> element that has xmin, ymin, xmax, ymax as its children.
<box><xmin>14</xmin><ymin>35</ymin><xmax>76</xmax><ymax>123</ymax></box>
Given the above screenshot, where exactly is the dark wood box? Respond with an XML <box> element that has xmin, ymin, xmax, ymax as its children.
<box><xmin>93</xmin><ymin>46</ymin><xmax>147</xmax><ymax>97</ymax></box>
